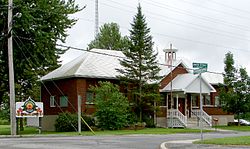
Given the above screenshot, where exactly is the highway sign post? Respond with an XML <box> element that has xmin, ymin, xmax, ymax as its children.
<box><xmin>192</xmin><ymin>62</ymin><xmax>208</xmax><ymax>141</ymax></box>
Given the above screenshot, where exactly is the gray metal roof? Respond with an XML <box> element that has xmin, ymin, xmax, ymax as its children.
<box><xmin>160</xmin><ymin>73</ymin><xmax>216</xmax><ymax>94</ymax></box>
<box><xmin>41</xmin><ymin>49</ymin><xmax>223</xmax><ymax>87</ymax></box>
<box><xmin>41</xmin><ymin>49</ymin><xmax>125</xmax><ymax>81</ymax></box>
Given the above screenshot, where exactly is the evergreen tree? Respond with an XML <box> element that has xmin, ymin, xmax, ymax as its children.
<box><xmin>87</xmin><ymin>22</ymin><xmax>129</xmax><ymax>51</ymax></box>
<box><xmin>117</xmin><ymin>5</ymin><xmax>161</xmax><ymax>122</ymax></box>
<box><xmin>0</xmin><ymin>0</ymin><xmax>80</xmax><ymax>105</ymax></box>
<box><xmin>219</xmin><ymin>52</ymin><xmax>250</xmax><ymax>124</ymax></box>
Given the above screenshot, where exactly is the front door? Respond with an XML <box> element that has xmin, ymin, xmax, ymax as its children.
<box><xmin>178</xmin><ymin>98</ymin><xmax>185</xmax><ymax>115</ymax></box>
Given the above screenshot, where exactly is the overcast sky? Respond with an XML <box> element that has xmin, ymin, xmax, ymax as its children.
<box><xmin>61</xmin><ymin>0</ymin><xmax>250</xmax><ymax>74</ymax></box>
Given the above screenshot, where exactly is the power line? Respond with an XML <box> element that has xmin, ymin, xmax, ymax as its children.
<box><xmin>142</xmin><ymin>0</ymin><xmax>250</xmax><ymax>32</ymax></box>
<box><xmin>178</xmin><ymin>0</ymin><xmax>250</xmax><ymax>21</ymax></box>
<box><xmin>99</xmin><ymin>0</ymin><xmax>250</xmax><ymax>42</ymax></box>
<box><xmin>69</xmin><ymin>17</ymin><xmax>250</xmax><ymax>54</ymax></box>
<box><xmin>56</xmin><ymin>43</ymin><xmax>224</xmax><ymax>75</ymax></box>
<box><xmin>209</xmin><ymin>0</ymin><xmax>250</xmax><ymax>14</ymax></box>
<box><xmin>12</xmin><ymin>31</ymin><xmax>82</xmax><ymax>132</ymax></box>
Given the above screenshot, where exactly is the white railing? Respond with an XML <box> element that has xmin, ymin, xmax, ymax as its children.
<box><xmin>167</xmin><ymin>109</ymin><xmax>187</xmax><ymax>127</ymax></box>
<box><xmin>191</xmin><ymin>109</ymin><xmax>212</xmax><ymax>126</ymax></box>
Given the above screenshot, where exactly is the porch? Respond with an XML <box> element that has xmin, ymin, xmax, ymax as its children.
<box><xmin>157</xmin><ymin>93</ymin><xmax>213</xmax><ymax>128</ymax></box>
<box><xmin>157</xmin><ymin>73</ymin><xmax>216</xmax><ymax>128</ymax></box>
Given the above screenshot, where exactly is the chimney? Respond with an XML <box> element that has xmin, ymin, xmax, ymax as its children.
<box><xmin>163</xmin><ymin>44</ymin><xmax>178</xmax><ymax>67</ymax></box>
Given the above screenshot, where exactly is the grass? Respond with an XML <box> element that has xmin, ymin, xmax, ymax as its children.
<box><xmin>194</xmin><ymin>136</ymin><xmax>250</xmax><ymax>146</ymax></box>
<box><xmin>214</xmin><ymin>125</ymin><xmax>250</xmax><ymax>131</ymax></box>
<box><xmin>0</xmin><ymin>125</ymin><xmax>38</xmax><ymax>135</ymax></box>
<box><xmin>0</xmin><ymin>125</ymin><xmax>209</xmax><ymax>136</ymax></box>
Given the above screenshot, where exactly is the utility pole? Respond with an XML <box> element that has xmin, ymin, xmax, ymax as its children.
<box><xmin>8</xmin><ymin>0</ymin><xmax>17</xmax><ymax>135</ymax></box>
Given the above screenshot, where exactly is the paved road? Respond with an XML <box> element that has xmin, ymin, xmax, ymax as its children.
<box><xmin>0</xmin><ymin>130</ymin><xmax>250</xmax><ymax>149</ymax></box>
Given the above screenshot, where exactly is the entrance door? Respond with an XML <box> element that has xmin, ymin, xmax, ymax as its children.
<box><xmin>178</xmin><ymin>98</ymin><xmax>185</xmax><ymax>115</ymax></box>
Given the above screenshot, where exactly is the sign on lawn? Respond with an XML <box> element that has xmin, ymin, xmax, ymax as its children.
<box><xmin>16</xmin><ymin>97</ymin><xmax>43</xmax><ymax>117</ymax></box>
<box><xmin>193</xmin><ymin>62</ymin><xmax>208</xmax><ymax>74</ymax></box>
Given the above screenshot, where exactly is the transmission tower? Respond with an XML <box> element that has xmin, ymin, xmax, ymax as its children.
<box><xmin>95</xmin><ymin>0</ymin><xmax>99</xmax><ymax>37</ymax></box>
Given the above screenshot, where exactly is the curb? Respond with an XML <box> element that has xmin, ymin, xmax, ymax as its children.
<box><xmin>160</xmin><ymin>139</ymin><xmax>199</xmax><ymax>149</ymax></box>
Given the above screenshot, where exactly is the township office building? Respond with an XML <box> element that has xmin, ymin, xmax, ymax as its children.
<box><xmin>40</xmin><ymin>48</ymin><xmax>233</xmax><ymax>131</ymax></box>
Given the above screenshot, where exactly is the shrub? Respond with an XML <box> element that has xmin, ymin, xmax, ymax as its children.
<box><xmin>90</xmin><ymin>81</ymin><xmax>130</xmax><ymax>130</ymax></box>
<box><xmin>55</xmin><ymin>112</ymin><xmax>95</xmax><ymax>132</ymax></box>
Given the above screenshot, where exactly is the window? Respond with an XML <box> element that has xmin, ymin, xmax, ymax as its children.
<box><xmin>215</xmin><ymin>96</ymin><xmax>220</xmax><ymax>106</ymax></box>
<box><xmin>50</xmin><ymin>96</ymin><xmax>56</xmax><ymax>107</ymax></box>
<box><xmin>60</xmin><ymin>96</ymin><xmax>68</xmax><ymax>107</ymax></box>
<box><xmin>86</xmin><ymin>92</ymin><xmax>94</xmax><ymax>104</ymax></box>
<box><xmin>192</xmin><ymin>95</ymin><xmax>198</xmax><ymax>107</ymax></box>
<box><xmin>204</xmin><ymin>95</ymin><xmax>211</xmax><ymax>105</ymax></box>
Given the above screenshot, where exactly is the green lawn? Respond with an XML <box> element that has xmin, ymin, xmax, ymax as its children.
<box><xmin>0</xmin><ymin>125</ymin><xmax>38</xmax><ymax>135</ymax></box>
<box><xmin>0</xmin><ymin>125</ymin><xmax>209</xmax><ymax>136</ymax></box>
<box><xmin>194</xmin><ymin>136</ymin><xmax>250</xmax><ymax>145</ymax></box>
<box><xmin>215</xmin><ymin>125</ymin><xmax>250</xmax><ymax>131</ymax></box>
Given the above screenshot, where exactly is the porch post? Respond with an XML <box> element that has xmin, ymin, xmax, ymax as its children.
<box><xmin>190</xmin><ymin>94</ymin><xmax>192</xmax><ymax>117</ymax></box>
<box><xmin>166</xmin><ymin>93</ymin><xmax>168</xmax><ymax>116</ymax></box>
<box><xmin>176</xmin><ymin>94</ymin><xmax>179</xmax><ymax>110</ymax></box>
<box><xmin>185</xmin><ymin>94</ymin><xmax>187</xmax><ymax>116</ymax></box>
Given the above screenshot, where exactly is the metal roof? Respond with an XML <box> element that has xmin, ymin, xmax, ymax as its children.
<box><xmin>41</xmin><ymin>49</ymin><xmax>224</xmax><ymax>87</ymax></box>
<box><xmin>41</xmin><ymin>49</ymin><xmax>180</xmax><ymax>81</ymax></box>
<box><xmin>160</xmin><ymin>73</ymin><xmax>216</xmax><ymax>94</ymax></box>
<box><xmin>41</xmin><ymin>49</ymin><xmax>125</xmax><ymax>81</ymax></box>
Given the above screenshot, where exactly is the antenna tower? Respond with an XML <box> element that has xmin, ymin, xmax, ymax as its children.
<box><xmin>95</xmin><ymin>0</ymin><xmax>99</xmax><ymax>37</ymax></box>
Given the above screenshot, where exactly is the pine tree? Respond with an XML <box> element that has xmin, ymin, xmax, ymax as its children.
<box><xmin>117</xmin><ymin>5</ymin><xmax>161</xmax><ymax>122</ymax></box>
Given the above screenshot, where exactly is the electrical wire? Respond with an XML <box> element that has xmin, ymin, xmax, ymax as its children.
<box><xmin>56</xmin><ymin>43</ymin><xmax>224</xmax><ymax>75</ymax></box>
<box><xmin>12</xmin><ymin>31</ymin><xmax>95</xmax><ymax>133</ymax></box>
<box><xmin>98</xmin><ymin>0</ymin><xmax>250</xmax><ymax>43</ymax></box>
<box><xmin>176</xmin><ymin>0</ymin><xmax>250</xmax><ymax>21</ymax></box>
<box><xmin>62</xmin><ymin>17</ymin><xmax>250</xmax><ymax>54</ymax></box>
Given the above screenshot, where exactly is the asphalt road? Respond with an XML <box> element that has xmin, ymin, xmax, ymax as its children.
<box><xmin>0</xmin><ymin>130</ymin><xmax>250</xmax><ymax>149</ymax></box>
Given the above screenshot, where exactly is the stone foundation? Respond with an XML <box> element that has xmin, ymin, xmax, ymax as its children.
<box><xmin>41</xmin><ymin>115</ymin><xmax>58</xmax><ymax>131</ymax></box>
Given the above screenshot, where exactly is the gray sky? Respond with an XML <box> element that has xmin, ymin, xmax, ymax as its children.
<box><xmin>61</xmin><ymin>0</ymin><xmax>250</xmax><ymax>74</ymax></box>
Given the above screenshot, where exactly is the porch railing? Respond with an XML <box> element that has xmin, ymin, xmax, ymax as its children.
<box><xmin>167</xmin><ymin>109</ymin><xmax>187</xmax><ymax>127</ymax></box>
<box><xmin>191</xmin><ymin>109</ymin><xmax>212</xmax><ymax>126</ymax></box>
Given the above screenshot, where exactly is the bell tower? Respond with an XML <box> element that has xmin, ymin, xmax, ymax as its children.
<box><xmin>163</xmin><ymin>44</ymin><xmax>178</xmax><ymax>67</ymax></box>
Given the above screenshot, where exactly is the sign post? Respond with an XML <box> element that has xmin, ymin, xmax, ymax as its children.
<box><xmin>192</xmin><ymin>62</ymin><xmax>208</xmax><ymax>141</ymax></box>
<box><xmin>16</xmin><ymin>97</ymin><xmax>43</xmax><ymax>134</ymax></box>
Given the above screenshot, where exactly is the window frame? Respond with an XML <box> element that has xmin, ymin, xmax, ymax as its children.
<box><xmin>50</xmin><ymin>96</ymin><xmax>56</xmax><ymax>107</ymax></box>
<box><xmin>86</xmin><ymin>91</ymin><xmax>94</xmax><ymax>104</ymax></box>
<box><xmin>59</xmin><ymin>96</ymin><xmax>68</xmax><ymax>107</ymax></box>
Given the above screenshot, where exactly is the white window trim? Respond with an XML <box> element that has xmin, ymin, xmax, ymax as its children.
<box><xmin>50</xmin><ymin>96</ymin><xmax>56</xmax><ymax>107</ymax></box>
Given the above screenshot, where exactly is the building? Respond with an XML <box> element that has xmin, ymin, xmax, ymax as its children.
<box><xmin>40</xmin><ymin>48</ymin><xmax>233</xmax><ymax>131</ymax></box>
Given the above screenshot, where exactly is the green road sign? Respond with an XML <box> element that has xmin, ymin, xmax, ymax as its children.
<box><xmin>192</xmin><ymin>63</ymin><xmax>208</xmax><ymax>69</ymax></box>
<box><xmin>193</xmin><ymin>67</ymin><xmax>207</xmax><ymax>74</ymax></box>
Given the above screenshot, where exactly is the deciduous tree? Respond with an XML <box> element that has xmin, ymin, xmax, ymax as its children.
<box><xmin>90</xmin><ymin>81</ymin><xmax>130</xmax><ymax>130</ymax></box>
<box><xmin>219</xmin><ymin>52</ymin><xmax>250</xmax><ymax>124</ymax></box>
<box><xmin>0</xmin><ymin>0</ymin><xmax>81</xmax><ymax>105</ymax></box>
<box><xmin>87</xmin><ymin>22</ymin><xmax>129</xmax><ymax>51</ymax></box>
